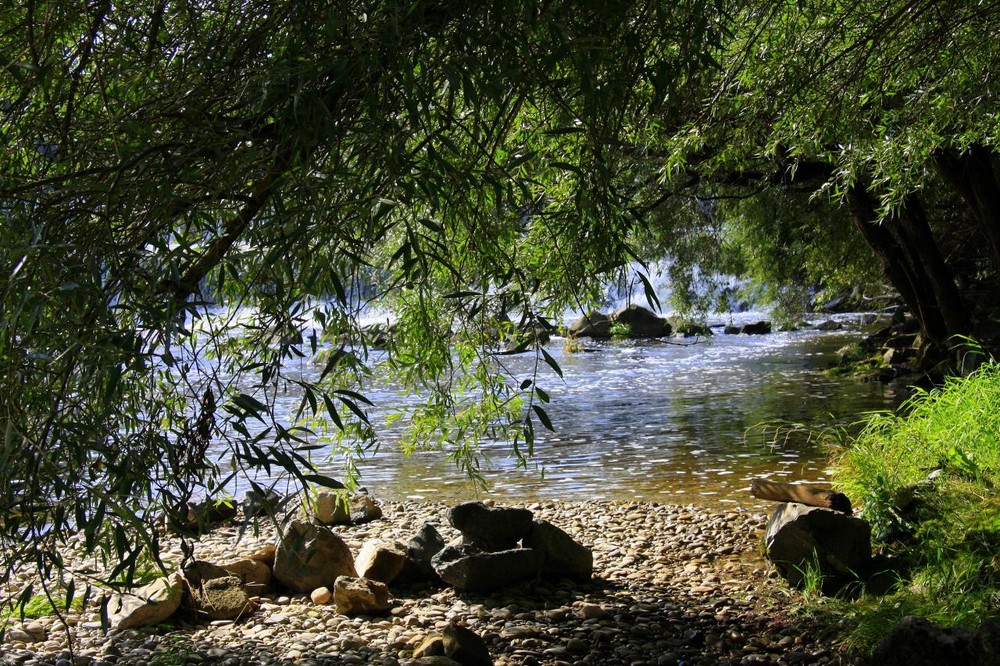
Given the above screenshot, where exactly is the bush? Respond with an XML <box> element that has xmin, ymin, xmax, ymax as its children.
<box><xmin>828</xmin><ymin>360</ymin><xmax>1000</xmax><ymax>649</ymax></box>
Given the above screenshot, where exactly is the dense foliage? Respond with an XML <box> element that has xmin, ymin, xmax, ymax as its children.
<box><xmin>0</xmin><ymin>0</ymin><xmax>722</xmax><ymax>585</ymax></box>
<box><xmin>828</xmin><ymin>360</ymin><xmax>1000</xmax><ymax>647</ymax></box>
<box><xmin>652</xmin><ymin>0</ymin><xmax>1000</xmax><ymax>342</ymax></box>
<box><xmin>3</xmin><ymin>0</ymin><xmax>1000</xmax><ymax>608</ymax></box>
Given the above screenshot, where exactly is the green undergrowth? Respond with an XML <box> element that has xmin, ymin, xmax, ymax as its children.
<box><xmin>1</xmin><ymin>592</ymin><xmax>85</xmax><ymax>624</ymax></box>
<box><xmin>810</xmin><ymin>360</ymin><xmax>1000</xmax><ymax>652</ymax></box>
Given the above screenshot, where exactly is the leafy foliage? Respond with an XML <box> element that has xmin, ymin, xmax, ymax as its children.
<box><xmin>831</xmin><ymin>360</ymin><xmax>1000</xmax><ymax>646</ymax></box>
<box><xmin>0</xmin><ymin>0</ymin><xmax>724</xmax><ymax>587</ymax></box>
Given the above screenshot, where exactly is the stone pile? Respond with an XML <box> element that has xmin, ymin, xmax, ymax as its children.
<box><xmin>96</xmin><ymin>496</ymin><xmax>595</xmax><ymax>666</ymax></box>
<box><xmin>3</xmin><ymin>500</ymin><xmax>873</xmax><ymax>665</ymax></box>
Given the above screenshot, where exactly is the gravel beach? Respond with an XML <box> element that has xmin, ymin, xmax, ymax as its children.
<box><xmin>1</xmin><ymin>501</ymin><xmax>862</xmax><ymax>666</ymax></box>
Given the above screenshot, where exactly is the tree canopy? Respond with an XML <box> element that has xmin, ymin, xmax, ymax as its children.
<box><xmin>3</xmin><ymin>0</ymin><xmax>1000</xmax><ymax>587</ymax></box>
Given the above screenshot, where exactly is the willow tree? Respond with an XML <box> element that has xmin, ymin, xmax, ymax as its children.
<box><xmin>650</xmin><ymin>0</ymin><xmax>1000</xmax><ymax>347</ymax></box>
<box><xmin>0</xmin><ymin>0</ymin><xmax>725</xmax><ymax>587</ymax></box>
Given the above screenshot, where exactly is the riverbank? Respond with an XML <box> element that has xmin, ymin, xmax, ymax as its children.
<box><xmin>2</xmin><ymin>501</ymin><xmax>862</xmax><ymax>666</ymax></box>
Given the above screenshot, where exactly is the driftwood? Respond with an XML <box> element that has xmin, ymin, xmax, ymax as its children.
<box><xmin>750</xmin><ymin>479</ymin><xmax>853</xmax><ymax>514</ymax></box>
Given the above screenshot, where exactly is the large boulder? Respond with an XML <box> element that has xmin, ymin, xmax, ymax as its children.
<box><xmin>567</xmin><ymin>311</ymin><xmax>612</xmax><ymax>339</ymax></box>
<box><xmin>610</xmin><ymin>304</ymin><xmax>671</xmax><ymax>338</ymax></box>
<box><xmin>355</xmin><ymin>540</ymin><xmax>407</xmax><ymax>584</ymax></box>
<box><xmin>432</xmin><ymin>545</ymin><xmax>543</xmax><ymax>592</ymax></box>
<box><xmin>272</xmin><ymin>520</ymin><xmax>356</xmax><ymax>593</ymax></box>
<box><xmin>725</xmin><ymin>321</ymin><xmax>772</xmax><ymax>335</ymax></box>
<box><xmin>449</xmin><ymin>502</ymin><xmax>533</xmax><ymax>551</ymax></box>
<box><xmin>333</xmin><ymin>576</ymin><xmax>392</xmax><ymax>616</ymax></box>
<box><xmin>764</xmin><ymin>503</ymin><xmax>871</xmax><ymax>595</ymax></box>
<box><xmin>868</xmin><ymin>616</ymin><xmax>987</xmax><ymax>666</ymax></box>
<box><xmin>522</xmin><ymin>519</ymin><xmax>593</xmax><ymax>582</ymax></box>
<box><xmin>107</xmin><ymin>572</ymin><xmax>185</xmax><ymax>630</ymax></box>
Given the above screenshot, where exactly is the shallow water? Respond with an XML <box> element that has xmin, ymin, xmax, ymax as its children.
<box><xmin>264</xmin><ymin>319</ymin><xmax>894</xmax><ymax>509</ymax></box>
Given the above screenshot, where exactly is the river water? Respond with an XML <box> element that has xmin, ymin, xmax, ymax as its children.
<box><xmin>266</xmin><ymin>315</ymin><xmax>894</xmax><ymax>508</ymax></box>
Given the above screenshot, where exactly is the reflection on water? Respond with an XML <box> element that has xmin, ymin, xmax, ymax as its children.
<box><xmin>273</xmin><ymin>324</ymin><xmax>893</xmax><ymax>508</ymax></box>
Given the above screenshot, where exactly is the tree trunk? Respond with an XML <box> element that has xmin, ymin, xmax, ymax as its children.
<box><xmin>846</xmin><ymin>184</ymin><xmax>950</xmax><ymax>343</ymax></box>
<box><xmin>893</xmin><ymin>195</ymin><xmax>971</xmax><ymax>340</ymax></box>
<box><xmin>932</xmin><ymin>144</ymin><xmax>1000</xmax><ymax>274</ymax></box>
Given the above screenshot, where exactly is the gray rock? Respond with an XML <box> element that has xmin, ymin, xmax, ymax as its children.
<box><xmin>431</xmin><ymin>545</ymin><xmax>543</xmax><ymax>592</ymax></box>
<box><xmin>243</xmin><ymin>488</ymin><xmax>284</xmax><ymax>518</ymax></box>
<box><xmin>868</xmin><ymin>616</ymin><xmax>977</xmax><ymax>665</ymax></box>
<box><xmin>522</xmin><ymin>519</ymin><xmax>593</xmax><ymax>581</ymax></box>
<box><xmin>449</xmin><ymin>502</ymin><xmax>532</xmax><ymax>551</ymax></box>
<box><xmin>765</xmin><ymin>503</ymin><xmax>871</xmax><ymax>594</ymax></box>
<box><xmin>333</xmin><ymin>576</ymin><xmax>391</xmax><ymax>616</ymax></box>
<box><xmin>610</xmin><ymin>304</ymin><xmax>671</xmax><ymax>338</ymax></box>
<box><xmin>567</xmin><ymin>311</ymin><xmax>611</xmax><ymax>339</ymax></box>
<box><xmin>724</xmin><ymin>321</ymin><xmax>772</xmax><ymax>335</ymax></box>
<box><xmin>398</xmin><ymin>523</ymin><xmax>446</xmax><ymax>584</ymax></box>
<box><xmin>107</xmin><ymin>572</ymin><xmax>184</xmax><ymax>630</ymax></box>
<box><xmin>441</xmin><ymin>623</ymin><xmax>493</xmax><ymax>666</ymax></box>
<box><xmin>272</xmin><ymin>520</ymin><xmax>356</xmax><ymax>593</ymax></box>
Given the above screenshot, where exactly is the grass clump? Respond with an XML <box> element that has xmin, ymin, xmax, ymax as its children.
<box><xmin>2</xmin><ymin>592</ymin><xmax>85</xmax><ymax>623</ymax></box>
<box><xmin>609</xmin><ymin>321</ymin><xmax>632</xmax><ymax>339</ymax></box>
<box><xmin>827</xmin><ymin>360</ymin><xmax>1000</xmax><ymax>650</ymax></box>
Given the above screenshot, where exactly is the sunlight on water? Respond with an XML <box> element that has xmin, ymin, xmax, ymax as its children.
<box><xmin>219</xmin><ymin>315</ymin><xmax>893</xmax><ymax>510</ymax></box>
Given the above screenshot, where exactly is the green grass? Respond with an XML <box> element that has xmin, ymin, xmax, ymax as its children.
<box><xmin>824</xmin><ymin>360</ymin><xmax>1000</xmax><ymax>650</ymax></box>
<box><xmin>2</xmin><ymin>592</ymin><xmax>85</xmax><ymax>622</ymax></box>
<box><xmin>609</xmin><ymin>321</ymin><xmax>632</xmax><ymax>339</ymax></box>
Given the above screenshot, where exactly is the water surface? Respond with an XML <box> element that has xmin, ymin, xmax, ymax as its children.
<box><xmin>286</xmin><ymin>321</ymin><xmax>892</xmax><ymax>508</ymax></box>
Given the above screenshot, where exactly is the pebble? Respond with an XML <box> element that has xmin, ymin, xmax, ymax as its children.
<box><xmin>1</xmin><ymin>500</ymin><xmax>860</xmax><ymax>665</ymax></box>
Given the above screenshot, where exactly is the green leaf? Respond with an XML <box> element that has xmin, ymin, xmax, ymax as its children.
<box><xmin>532</xmin><ymin>405</ymin><xmax>554</xmax><ymax>431</ymax></box>
<box><xmin>540</xmin><ymin>347</ymin><xmax>563</xmax><ymax>378</ymax></box>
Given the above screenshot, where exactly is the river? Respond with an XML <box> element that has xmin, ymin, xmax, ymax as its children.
<box><xmin>259</xmin><ymin>314</ymin><xmax>894</xmax><ymax>508</ymax></box>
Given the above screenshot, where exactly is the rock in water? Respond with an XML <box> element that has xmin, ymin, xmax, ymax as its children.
<box><xmin>522</xmin><ymin>519</ymin><xmax>593</xmax><ymax>581</ymax></box>
<box><xmin>449</xmin><ymin>502</ymin><xmax>532</xmax><ymax>551</ymax></box>
<box><xmin>764</xmin><ymin>502</ymin><xmax>871</xmax><ymax>595</ymax></box>
<box><xmin>610</xmin><ymin>304</ymin><xmax>672</xmax><ymax>338</ymax></box>
<box><xmin>272</xmin><ymin>520</ymin><xmax>356</xmax><ymax>593</ymax></box>
<box><xmin>567</xmin><ymin>310</ymin><xmax>612</xmax><ymax>339</ymax></box>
